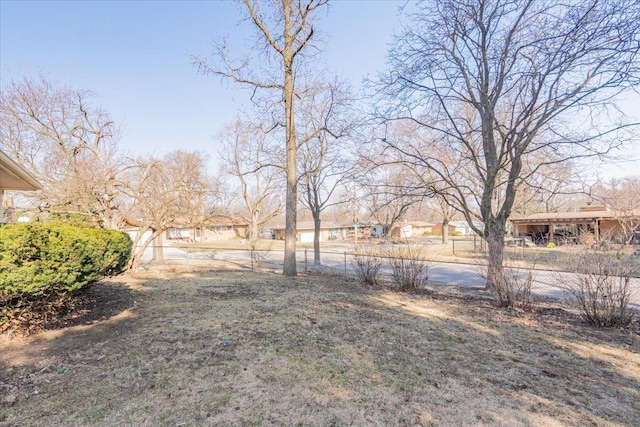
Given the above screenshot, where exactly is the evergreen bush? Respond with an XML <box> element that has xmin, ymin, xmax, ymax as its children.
<box><xmin>0</xmin><ymin>223</ymin><xmax>131</xmax><ymax>298</ymax></box>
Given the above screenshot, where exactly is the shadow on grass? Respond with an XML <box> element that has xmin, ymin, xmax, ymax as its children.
<box><xmin>1</xmin><ymin>271</ymin><xmax>638</xmax><ymax>426</ymax></box>
<box><xmin>0</xmin><ymin>279</ymin><xmax>140</xmax><ymax>376</ymax></box>
<box><xmin>335</xmin><ymin>288</ymin><xmax>640</xmax><ymax>425</ymax></box>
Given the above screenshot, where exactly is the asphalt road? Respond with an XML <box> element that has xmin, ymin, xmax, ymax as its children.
<box><xmin>139</xmin><ymin>246</ymin><xmax>640</xmax><ymax>308</ymax></box>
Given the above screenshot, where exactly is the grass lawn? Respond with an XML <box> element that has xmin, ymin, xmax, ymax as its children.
<box><xmin>1</xmin><ymin>270</ymin><xmax>639</xmax><ymax>426</ymax></box>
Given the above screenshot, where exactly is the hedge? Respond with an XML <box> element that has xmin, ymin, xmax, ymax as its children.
<box><xmin>0</xmin><ymin>223</ymin><xmax>131</xmax><ymax>298</ymax></box>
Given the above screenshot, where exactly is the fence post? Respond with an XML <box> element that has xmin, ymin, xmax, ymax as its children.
<box><xmin>344</xmin><ymin>251</ymin><xmax>347</xmax><ymax>276</ymax></box>
<box><xmin>453</xmin><ymin>238</ymin><xmax>456</xmax><ymax>256</ymax></box>
<box><xmin>474</xmin><ymin>234</ymin><xmax>477</xmax><ymax>252</ymax></box>
<box><xmin>305</xmin><ymin>248</ymin><xmax>308</xmax><ymax>273</ymax></box>
<box><xmin>250</xmin><ymin>249</ymin><xmax>254</xmax><ymax>271</ymax></box>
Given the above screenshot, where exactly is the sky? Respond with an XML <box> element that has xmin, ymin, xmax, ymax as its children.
<box><xmin>1</xmin><ymin>0</ymin><xmax>639</xmax><ymax>180</ymax></box>
<box><xmin>0</xmin><ymin>0</ymin><xmax>405</xmax><ymax>160</ymax></box>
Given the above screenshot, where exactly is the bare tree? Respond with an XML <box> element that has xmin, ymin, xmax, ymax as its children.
<box><xmin>121</xmin><ymin>150</ymin><xmax>217</xmax><ymax>270</ymax></box>
<box><xmin>0</xmin><ymin>75</ymin><xmax>126</xmax><ymax>229</ymax></box>
<box><xmin>431</xmin><ymin>194</ymin><xmax>456</xmax><ymax>245</ymax></box>
<box><xmin>297</xmin><ymin>79</ymin><xmax>355</xmax><ymax>265</ymax></box>
<box><xmin>378</xmin><ymin>0</ymin><xmax>640</xmax><ymax>297</ymax></box>
<box><xmin>1</xmin><ymin>76</ymin><xmax>225</xmax><ymax>270</ymax></box>
<box><xmin>219</xmin><ymin>120</ymin><xmax>283</xmax><ymax>241</ymax></box>
<box><xmin>193</xmin><ymin>0</ymin><xmax>328</xmax><ymax>276</ymax></box>
<box><xmin>590</xmin><ymin>176</ymin><xmax>640</xmax><ymax>242</ymax></box>
<box><xmin>359</xmin><ymin>163</ymin><xmax>418</xmax><ymax>239</ymax></box>
<box><xmin>511</xmin><ymin>159</ymin><xmax>576</xmax><ymax>216</ymax></box>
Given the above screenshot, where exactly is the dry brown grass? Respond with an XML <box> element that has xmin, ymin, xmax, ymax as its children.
<box><xmin>1</xmin><ymin>270</ymin><xmax>639</xmax><ymax>426</ymax></box>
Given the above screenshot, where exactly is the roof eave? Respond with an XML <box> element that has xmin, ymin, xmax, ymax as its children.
<box><xmin>0</xmin><ymin>150</ymin><xmax>42</xmax><ymax>191</ymax></box>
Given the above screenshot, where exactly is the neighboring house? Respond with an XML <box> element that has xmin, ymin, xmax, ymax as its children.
<box><xmin>370</xmin><ymin>224</ymin><xmax>386</xmax><ymax>238</ymax></box>
<box><xmin>124</xmin><ymin>226</ymin><xmax>154</xmax><ymax>249</ymax></box>
<box><xmin>0</xmin><ymin>150</ymin><xmax>41</xmax><ymax>223</ymax></box>
<box><xmin>449</xmin><ymin>220</ymin><xmax>484</xmax><ymax>236</ymax></box>
<box><xmin>370</xmin><ymin>221</ymin><xmax>435</xmax><ymax>239</ymax></box>
<box><xmin>431</xmin><ymin>223</ymin><xmax>456</xmax><ymax>237</ymax></box>
<box><xmin>165</xmin><ymin>216</ymin><xmax>250</xmax><ymax>242</ymax></box>
<box><xmin>408</xmin><ymin>221</ymin><xmax>436</xmax><ymax>236</ymax></box>
<box><xmin>125</xmin><ymin>216</ymin><xmax>250</xmax><ymax>249</ymax></box>
<box><xmin>271</xmin><ymin>221</ymin><xmax>352</xmax><ymax>243</ymax></box>
<box><xmin>510</xmin><ymin>205</ymin><xmax>640</xmax><ymax>244</ymax></box>
<box><xmin>390</xmin><ymin>223</ymin><xmax>413</xmax><ymax>239</ymax></box>
<box><xmin>208</xmin><ymin>216</ymin><xmax>250</xmax><ymax>240</ymax></box>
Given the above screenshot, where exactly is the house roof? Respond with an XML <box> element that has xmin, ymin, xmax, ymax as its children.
<box><xmin>0</xmin><ymin>150</ymin><xmax>41</xmax><ymax>191</ymax></box>
<box><xmin>407</xmin><ymin>221</ymin><xmax>436</xmax><ymax>227</ymax></box>
<box><xmin>510</xmin><ymin>207</ymin><xmax>640</xmax><ymax>224</ymax></box>
<box><xmin>450</xmin><ymin>220</ymin><xmax>484</xmax><ymax>229</ymax></box>
<box><xmin>208</xmin><ymin>216</ymin><xmax>250</xmax><ymax>226</ymax></box>
<box><xmin>123</xmin><ymin>216</ymin><xmax>250</xmax><ymax>230</ymax></box>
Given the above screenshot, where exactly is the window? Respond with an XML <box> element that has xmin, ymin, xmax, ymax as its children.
<box><xmin>167</xmin><ymin>228</ymin><xmax>190</xmax><ymax>239</ymax></box>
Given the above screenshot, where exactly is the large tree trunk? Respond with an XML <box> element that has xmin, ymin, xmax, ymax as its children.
<box><xmin>127</xmin><ymin>228</ymin><xmax>162</xmax><ymax>271</ymax></box>
<box><xmin>282</xmin><ymin>3</ymin><xmax>297</xmax><ymax>277</ymax></box>
<box><xmin>250</xmin><ymin>210</ymin><xmax>260</xmax><ymax>241</ymax></box>
<box><xmin>313</xmin><ymin>210</ymin><xmax>321</xmax><ymax>266</ymax></box>
<box><xmin>152</xmin><ymin>232</ymin><xmax>164</xmax><ymax>262</ymax></box>
<box><xmin>485</xmin><ymin>219</ymin><xmax>506</xmax><ymax>292</ymax></box>
<box><xmin>441</xmin><ymin>217</ymin><xmax>449</xmax><ymax>245</ymax></box>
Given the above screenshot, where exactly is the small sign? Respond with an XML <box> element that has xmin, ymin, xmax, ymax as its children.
<box><xmin>352</xmin><ymin>222</ymin><xmax>360</xmax><ymax>228</ymax></box>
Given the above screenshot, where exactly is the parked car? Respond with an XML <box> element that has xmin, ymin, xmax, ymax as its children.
<box><xmin>506</xmin><ymin>236</ymin><xmax>536</xmax><ymax>247</ymax></box>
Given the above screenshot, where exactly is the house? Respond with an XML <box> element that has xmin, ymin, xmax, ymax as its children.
<box><xmin>367</xmin><ymin>222</ymin><xmax>418</xmax><ymax>239</ymax></box>
<box><xmin>370</xmin><ymin>224</ymin><xmax>386</xmax><ymax>238</ymax></box>
<box><xmin>0</xmin><ymin>150</ymin><xmax>41</xmax><ymax>223</ymax></box>
<box><xmin>431</xmin><ymin>223</ymin><xmax>456</xmax><ymax>236</ymax></box>
<box><xmin>368</xmin><ymin>221</ymin><xmax>435</xmax><ymax>239</ymax></box>
<box><xmin>510</xmin><ymin>205</ymin><xmax>640</xmax><ymax>244</ymax></box>
<box><xmin>430</xmin><ymin>221</ymin><xmax>483</xmax><ymax>237</ymax></box>
<box><xmin>271</xmin><ymin>221</ymin><xmax>352</xmax><ymax>242</ymax></box>
<box><xmin>165</xmin><ymin>216</ymin><xmax>250</xmax><ymax>242</ymax></box>
<box><xmin>408</xmin><ymin>221</ymin><xmax>436</xmax><ymax>235</ymax></box>
<box><xmin>125</xmin><ymin>216</ymin><xmax>250</xmax><ymax>248</ymax></box>
<box><xmin>390</xmin><ymin>223</ymin><xmax>413</xmax><ymax>238</ymax></box>
<box><xmin>449</xmin><ymin>220</ymin><xmax>484</xmax><ymax>236</ymax></box>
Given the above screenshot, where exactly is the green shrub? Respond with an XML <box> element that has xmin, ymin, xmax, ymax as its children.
<box><xmin>0</xmin><ymin>223</ymin><xmax>131</xmax><ymax>298</ymax></box>
<box><xmin>42</xmin><ymin>212</ymin><xmax>99</xmax><ymax>228</ymax></box>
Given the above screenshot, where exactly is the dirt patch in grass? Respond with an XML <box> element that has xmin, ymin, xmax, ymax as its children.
<box><xmin>0</xmin><ymin>281</ymin><xmax>138</xmax><ymax>337</ymax></box>
<box><xmin>1</xmin><ymin>271</ymin><xmax>639</xmax><ymax>426</ymax></box>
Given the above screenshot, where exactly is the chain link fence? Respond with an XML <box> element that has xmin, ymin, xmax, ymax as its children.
<box><xmin>133</xmin><ymin>237</ymin><xmax>639</xmax><ymax>277</ymax></box>
<box><xmin>131</xmin><ymin>239</ymin><xmax>640</xmax><ymax>307</ymax></box>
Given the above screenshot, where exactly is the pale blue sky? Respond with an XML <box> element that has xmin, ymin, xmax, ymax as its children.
<box><xmin>1</xmin><ymin>0</ymin><xmax>639</xmax><ymax>179</ymax></box>
<box><xmin>0</xmin><ymin>0</ymin><xmax>405</xmax><ymax>160</ymax></box>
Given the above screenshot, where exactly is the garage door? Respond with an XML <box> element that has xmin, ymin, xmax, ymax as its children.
<box><xmin>300</xmin><ymin>231</ymin><xmax>314</xmax><ymax>243</ymax></box>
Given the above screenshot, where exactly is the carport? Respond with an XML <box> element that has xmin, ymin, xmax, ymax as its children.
<box><xmin>509</xmin><ymin>206</ymin><xmax>631</xmax><ymax>244</ymax></box>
